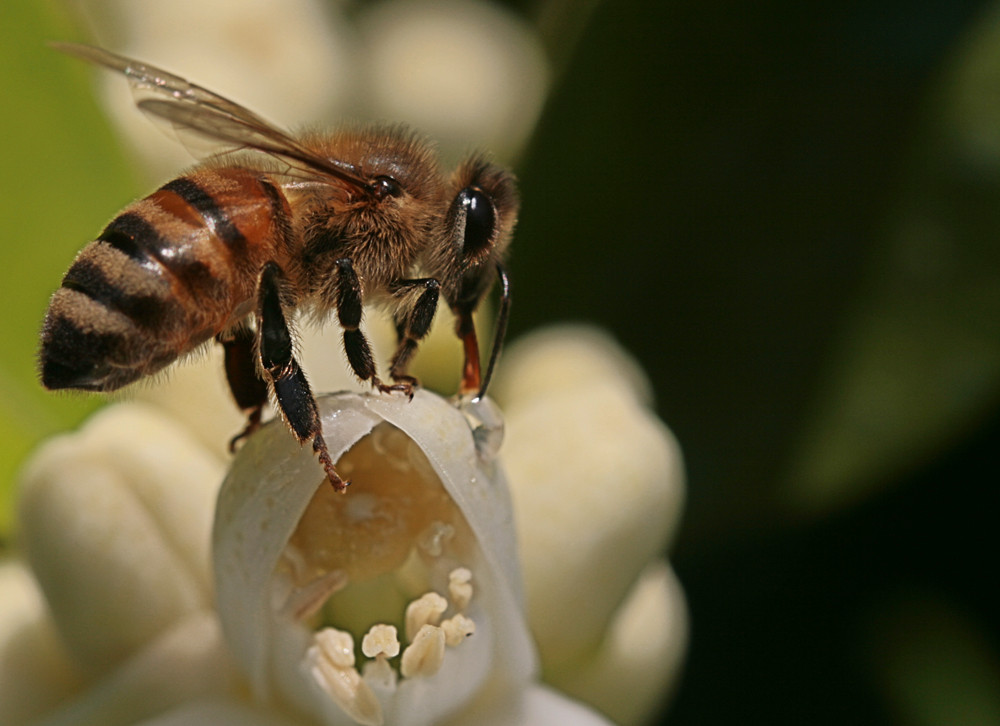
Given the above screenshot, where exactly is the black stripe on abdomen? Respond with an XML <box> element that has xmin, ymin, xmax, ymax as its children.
<box><xmin>160</xmin><ymin>177</ymin><xmax>247</xmax><ymax>256</ymax></box>
<box><xmin>260</xmin><ymin>177</ymin><xmax>296</xmax><ymax>255</ymax></box>
<box><xmin>98</xmin><ymin>212</ymin><xmax>161</xmax><ymax>266</ymax></box>
<box><xmin>60</xmin><ymin>257</ymin><xmax>172</xmax><ymax>330</ymax></box>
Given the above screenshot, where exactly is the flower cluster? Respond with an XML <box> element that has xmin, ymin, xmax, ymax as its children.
<box><xmin>1</xmin><ymin>325</ymin><xmax>685</xmax><ymax>725</ymax></box>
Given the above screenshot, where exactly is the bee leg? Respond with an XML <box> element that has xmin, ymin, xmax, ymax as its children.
<box><xmin>333</xmin><ymin>258</ymin><xmax>410</xmax><ymax>397</ymax></box>
<box><xmin>454</xmin><ymin>310</ymin><xmax>482</xmax><ymax>395</ymax></box>
<box><xmin>387</xmin><ymin>278</ymin><xmax>441</xmax><ymax>393</ymax></box>
<box><xmin>218</xmin><ymin>327</ymin><xmax>269</xmax><ymax>452</ymax></box>
<box><xmin>258</xmin><ymin>262</ymin><xmax>348</xmax><ymax>492</ymax></box>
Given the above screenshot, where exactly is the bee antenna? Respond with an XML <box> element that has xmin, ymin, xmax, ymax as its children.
<box><xmin>475</xmin><ymin>262</ymin><xmax>511</xmax><ymax>401</ymax></box>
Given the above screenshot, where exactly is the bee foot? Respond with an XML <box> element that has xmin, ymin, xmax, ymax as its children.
<box><xmin>373</xmin><ymin>377</ymin><xmax>415</xmax><ymax>400</ymax></box>
<box><xmin>228</xmin><ymin>409</ymin><xmax>263</xmax><ymax>453</ymax></box>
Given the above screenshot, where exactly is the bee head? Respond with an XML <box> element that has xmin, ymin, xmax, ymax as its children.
<box><xmin>440</xmin><ymin>157</ymin><xmax>518</xmax><ymax>309</ymax></box>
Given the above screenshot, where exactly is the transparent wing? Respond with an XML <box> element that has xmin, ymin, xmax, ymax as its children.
<box><xmin>53</xmin><ymin>42</ymin><xmax>369</xmax><ymax>189</ymax></box>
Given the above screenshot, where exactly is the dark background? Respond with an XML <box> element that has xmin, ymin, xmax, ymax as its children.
<box><xmin>509</xmin><ymin>0</ymin><xmax>1000</xmax><ymax>722</ymax></box>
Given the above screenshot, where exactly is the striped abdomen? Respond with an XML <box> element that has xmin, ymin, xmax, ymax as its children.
<box><xmin>40</xmin><ymin>168</ymin><xmax>291</xmax><ymax>391</ymax></box>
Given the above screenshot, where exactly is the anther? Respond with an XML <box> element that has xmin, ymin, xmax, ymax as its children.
<box><xmin>405</xmin><ymin>592</ymin><xmax>447</xmax><ymax>643</ymax></box>
<box><xmin>448</xmin><ymin>567</ymin><xmax>473</xmax><ymax>611</ymax></box>
<box><xmin>441</xmin><ymin>614</ymin><xmax>476</xmax><ymax>647</ymax></box>
<box><xmin>400</xmin><ymin>624</ymin><xmax>446</xmax><ymax>678</ymax></box>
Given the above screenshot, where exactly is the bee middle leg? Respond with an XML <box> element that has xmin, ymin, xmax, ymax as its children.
<box><xmin>388</xmin><ymin>278</ymin><xmax>441</xmax><ymax>390</ymax></box>
<box><xmin>258</xmin><ymin>262</ymin><xmax>347</xmax><ymax>491</ymax></box>
<box><xmin>218</xmin><ymin>326</ymin><xmax>268</xmax><ymax>452</ymax></box>
<box><xmin>333</xmin><ymin>257</ymin><xmax>412</xmax><ymax>396</ymax></box>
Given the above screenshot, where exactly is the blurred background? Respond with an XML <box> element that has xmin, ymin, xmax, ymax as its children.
<box><xmin>3</xmin><ymin>0</ymin><xmax>1000</xmax><ymax>723</ymax></box>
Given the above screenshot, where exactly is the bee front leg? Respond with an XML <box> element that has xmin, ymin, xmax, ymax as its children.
<box><xmin>454</xmin><ymin>309</ymin><xmax>482</xmax><ymax>396</ymax></box>
<box><xmin>218</xmin><ymin>326</ymin><xmax>268</xmax><ymax>452</ymax></box>
<box><xmin>258</xmin><ymin>262</ymin><xmax>348</xmax><ymax>492</ymax></box>
<box><xmin>333</xmin><ymin>257</ymin><xmax>411</xmax><ymax>397</ymax></box>
<box><xmin>388</xmin><ymin>278</ymin><xmax>441</xmax><ymax>391</ymax></box>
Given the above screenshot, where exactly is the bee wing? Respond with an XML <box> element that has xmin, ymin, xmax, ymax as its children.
<box><xmin>53</xmin><ymin>42</ymin><xmax>369</xmax><ymax>190</ymax></box>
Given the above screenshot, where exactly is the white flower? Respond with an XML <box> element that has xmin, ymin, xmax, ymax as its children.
<box><xmin>70</xmin><ymin>0</ymin><xmax>548</xmax><ymax>178</ymax></box>
<box><xmin>494</xmin><ymin>327</ymin><xmax>688</xmax><ymax>723</ymax></box>
<box><xmin>212</xmin><ymin>390</ymin><xmax>536</xmax><ymax>726</ymax></box>
<box><xmin>1</xmin><ymin>325</ymin><xmax>684</xmax><ymax>725</ymax></box>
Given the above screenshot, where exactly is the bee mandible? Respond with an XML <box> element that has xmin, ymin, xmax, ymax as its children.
<box><xmin>39</xmin><ymin>44</ymin><xmax>516</xmax><ymax>491</ymax></box>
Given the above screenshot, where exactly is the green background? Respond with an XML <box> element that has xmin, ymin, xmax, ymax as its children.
<box><xmin>0</xmin><ymin>2</ymin><xmax>134</xmax><ymax>535</ymax></box>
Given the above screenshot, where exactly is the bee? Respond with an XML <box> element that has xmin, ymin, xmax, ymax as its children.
<box><xmin>39</xmin><ymin>44</ymin><xmax>516</xmax><ymax>491</ymax></box>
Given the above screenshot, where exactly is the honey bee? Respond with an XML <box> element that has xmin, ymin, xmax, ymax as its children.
<box><xmin>39</xmin><ymin>44</ymin><xmax>516</xmax><ymax>491</ymax></box>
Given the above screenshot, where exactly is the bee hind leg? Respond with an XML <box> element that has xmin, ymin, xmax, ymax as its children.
<box><xmin>218</xmin><ymin>327</ymin><xmax>268</xmax><ymax>452</ymax></box>
<box><xmin>259</xmin><ymin>262</ymin><xmax>348</xmax><ymax>492</ymax></box>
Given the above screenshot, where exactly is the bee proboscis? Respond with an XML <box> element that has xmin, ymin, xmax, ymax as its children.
<box><xmin>40</xmin><ymin>43</ymin><xmax>516</xmax><ymax>491</ymax></box>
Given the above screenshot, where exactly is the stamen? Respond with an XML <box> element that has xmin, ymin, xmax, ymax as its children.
<box><xmin>315</xmin><ymin>628</ymin><xmax>356</xmax><ymax>668</ymax></box>
<box><xmin>400</xmin><ymin>624</ymin><xmax>446</xmax><ymax>678</ymax></box>
<box><xmin>307</xmin><ymin>628</ymin><xmax>382</xmax><ymax>726</ymax></box>
<box><xmin>441</xmin><ymin>614</ymin><xmax>476</xmax><ymax>646</ymax></box>
<box><xmin>448</xmin><ymin>567</ymin><xmax>473</xmax><ymax>611</ymax></box>
<box><xmin>361</xmin><ymin>624</ymin><xmax>400</xmax><ymax>691</ymax></box>
<box><xmin>405</xmin><ymin>592</ymin><xmax>447</xmax><ymax>642</ymax></box>
<box><xmin>362</xmin><ymin>655</ymin><xmax>398</xmax><ymax>690</ymax></box>
<box><xmin>362</xmin><ymin>624</ymin><xmax>401</xmax><ymax>659</ymax></box>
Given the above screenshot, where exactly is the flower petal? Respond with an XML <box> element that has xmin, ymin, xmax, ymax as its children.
<box><xmin>79</xmin><ymin>0</ymin><xmax>355</xmax><ymax>180</ymax></box>
<box><xmin>18</xmin><ymin>403</ymin><xmax>225</xmax><ymax>671</ymax></box>
<box><xmin>492</xmin><ymin>325</ymin><xmax>655</xmax><ymax>408</ymax></box>
<box><xmin>0</xmin><ymin>561</ymin><xmax>82</xmax><ymax>726</ymax></box>
<box><xmin>37</xmin><ymin>613</ymin><xmax>237</xmax><ymax>726</ymax></box>
<box><xmin>548</xmin><ymin>561</ymin><xmax>689</xmax><ymax>726</ymax></box>
<box><xmin>502</xmin><ymin>375</ymin><xmax>684</xmax><ymax>666</ymax></box>
<box><xmin>358</xmin><ymin>0</ymin><xmax>548</xmax><ymax>159</ymax></box>
<box><xmin>132</xmin><ymin>698</ymin><xmax>303</xmax><ymax>726</ymax></box>
<box><xmin>518</xmin><ymin>684</ymin><xmax>617</xmax><ymax>726</ymax></box>
<box><xmin>494</xmin><ymin>326</ymin><xmax>687</xmax><ymax>721</ymax></box>
<box><xmin>213</xmin><ymin>391</ymin><xmax>536</xmax><ymax>726</ymax></box>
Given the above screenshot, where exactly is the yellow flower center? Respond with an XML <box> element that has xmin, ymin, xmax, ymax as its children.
<box><xmin>274</xmin><ymin>422</ymin><xmax>481</xmax><ymax>725</ymax></box>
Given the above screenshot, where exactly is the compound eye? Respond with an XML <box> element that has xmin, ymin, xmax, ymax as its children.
<box><xmin>372</xmin><ymin>175</ymin><xmax>402</xmax><ymax>200</ymax></box>
<box><xmin>455</xmin><ymin>187</ymin><xmax>496</xmax><ymax>255</ymax></box>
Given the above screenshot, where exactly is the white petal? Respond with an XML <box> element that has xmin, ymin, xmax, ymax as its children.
<box><xmin>36</xmin><ymin>612</ymin><xmax>237</xmax><ymax>726</ymax></box>
<box><xmin>133</xmin><ymin>698</ymin><xmax>302</xmax><ymax>726</ymax></box>
<box><xmin>492</xmin><ymin>325</ymin><xmax>655</xmax><ymax>408</ymax></box>
<box><xmin>213</xmin><ymin>391</ymin><xmax>536</xmax><ymax>726</ymax></box>
<box><xmin>519</xmin><ymin>685</ymin><xmax>618</xmax><ymax>726</ymax></box>
<box><xmin>0</xmin><ymin>562</ymin><xmax>82</xmax><ymax>726</ymax></box>
<box><xmin>549</xmin><ymin>561</ymin><xmax>689</xmax><ymax>726</ymax></box>
<box><xmin>502</xmin><ymin>378</ymin><xmax>684</xmax><ymax>667</ymax></box>
<box><xmin>18</xmin><ymin>404</ymin><xmax>225</xmax><ymax>672</ymax></box>
<box><xmin>134</xmin><ymin>348</ymin><xmax>247</xmax><ymax>461</ymax></box>
<box><xmin>494</xmin><ymin>326</ymin><xmax>687</xmax><ymax>723</ymax></box>
<box><xmin>78</xmin><ymin>0</ymin><xmax>356</xmax><ymax>180</ymax></box>
<box><xmin>358</xmin><ymin>0</ymin><xmax>549</xmax><ymax>160</ymax></box>
<box><xmin>453</xmin><ymin>684</ymin><xmax>616</xmax><ymax>726</ymax></box>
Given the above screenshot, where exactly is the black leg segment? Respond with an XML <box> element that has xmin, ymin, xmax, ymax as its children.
<box><xmin>218</xmin><ymin>326</ymin><xmax>268</xmax><ymax>451</ymax></box>
<box><xmin>258</xmin><ymin>262</ymin><xmax>347</xmax><ymax>491</ymax></box>
<box><xmin>388</xmin><ymin>278</ymin><xmax>440</xmax><ymax>387</ymax></box>
<box><xmin>333</xmin><ymin>258</ymin><xmax>377</xmax><ymax>383</ymax></box>
<box><xmin>332</xmin><ymin>257</ymin><xmax>412</xmax><ymax>396</ymax></box>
